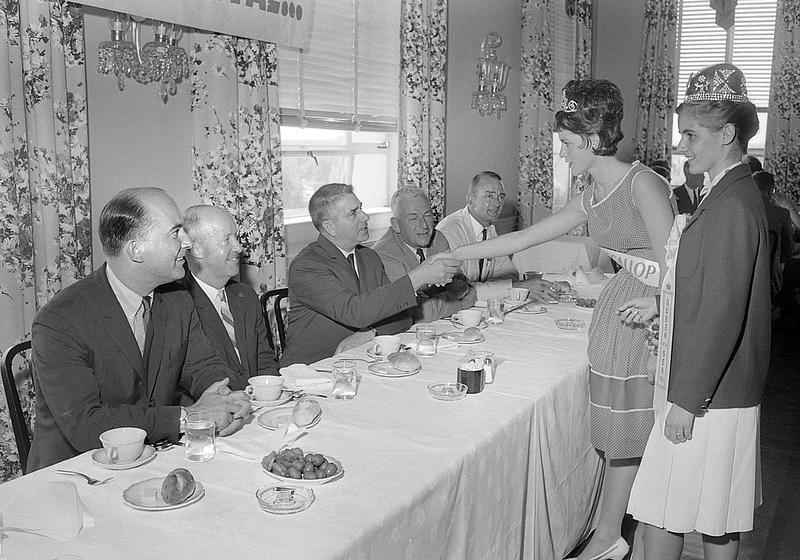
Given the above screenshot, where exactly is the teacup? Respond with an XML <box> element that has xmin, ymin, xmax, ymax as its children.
<box><xmin>246</xmin><ymin>375</ymin><xmax>284</xmax><ymax>402</ymax></box>
<box><xmin>507</xmin><ymin>287</ymin><xmax>530</xmax><ymax>301</ymax></box>
<box><xmin>372</xmin><ymin>335</ymin><xmax>401</xmax><ymax>356</ymax></box>
<box><xmin>99</xmin><ymin>427</ymin><xmax>146</xmax><ymax>464</ymax></box>
<box><xmin>457</xmin><ymin>309</ymin><xmax>483</xmax><ymax>327</ymax></box>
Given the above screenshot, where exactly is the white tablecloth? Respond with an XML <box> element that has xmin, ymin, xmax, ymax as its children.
<box><xmin>512</xmin><ymin>235</ymin><xmax>614</xmax><ymax>275</ymax></box>
<box><xmin>0</xmin><ymin>292</ymin><xmax>605</xmax><ymax>560</ymax></box>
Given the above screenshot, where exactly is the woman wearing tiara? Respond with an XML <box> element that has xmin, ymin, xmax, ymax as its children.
<box><xmin>623</xmin><ymin>64</ymin><xmax>769</xmax><ymax>560</ymax></box>
<box><xmin>445</xmin><ymin>79</ymin><xmax>676</xmax><ymax>560</ymax></box>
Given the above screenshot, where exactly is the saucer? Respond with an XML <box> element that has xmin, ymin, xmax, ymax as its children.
<box><xmin>251</xmin><ymin>390</ymin><xmax>293</xmax><ymax>408</ymax></box>
<box><xmin>368</xmin><ymin>362</ymin><xmax>421</xmax><ymax>378</ymax></box>
<box><xmin>441</xmin><ymin>331</ymin><xmax>485</xmax><ymax>344</ymax></box>
<box><xmin>123</xmin><ymin>478</ymin><xmax>205</xmax><ymax>511</ymax></box>
<box><xmin>366</xmin><ymin>348</ymin><xmax>390</xmax><ymax>361</ymax></box>
<box><xmin>91</xmin><ymin>445</ymin><xmax>156</xmax><ymax>470</ymax></box>
<box><xmin>257</xmin><ymin>406</ymin><xmax>321</xmax><ymax>431</ymax></box>
<box><xmin>449</xmin><ymin>316</ymin><xmax>488</xmax><ymax>329</ymax></box>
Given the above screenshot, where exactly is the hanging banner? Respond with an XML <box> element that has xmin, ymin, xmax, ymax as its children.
<box><xmin>73</xmin><ymin>0</ymin><xmax>314</xmax><ymax>48</ymax></box>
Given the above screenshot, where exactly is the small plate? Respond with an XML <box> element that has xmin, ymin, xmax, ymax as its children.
<box><xmin>256</xmin><ymin>485</ymin><xmax>316</xmax><ymax>515</ymax></box>
<box><xmin>262</xmin><ymin>455</ymin><xmax>344</xmax><ymax>486</ymax></box>
<box><xmin>428</xmin><ymin>382</ymin><xmax>467</xmax><ymax>401</ymax></box>
<box><xmin>91</xmin><ymin>445</ymin><xmax>156</xmax><ymax>470</ymax></box>
<box><xmin>251</xmin><ymin>390</ymin><xmax>293</xmax><ymax>408</ymax></box>
<box><xmin>441</xmin><ymin>331</ymin><xmax>485</xmax><ymax>344</ymax></box>
<box><xmin>257</xmin><ymin>406</ymin><xmax>321</xmax><ymax>431</ymax></box>
<box><xmin>368</xmin><ymin>362</ymin><xmax>421</xmax><ymax>378</ymax></box>
<box><xmin>123</xmin><ymin>478</ymin><xmax>205</xmax><ymax>511</ymax></box>
<box><xmin>555</xmin><ymin>318</ymin><xmax>586</xmax><ymax>330</ymax></box>
<box><xmin>517</xmin><ymin>304</ymin><xmax>547</xmax><ymax>314</ymax></box>
<box><xmin>450</xmin><ymin>316</ymin><xmax>488</xmax><ymax>329</ymax></box>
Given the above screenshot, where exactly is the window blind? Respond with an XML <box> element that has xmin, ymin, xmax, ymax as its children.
<box><xmin>278</xmin><ymin>0</ymin><xmax>400</xmax><ymax>131</ymax></box>
<box><xmin>677</xmin><ymin>0</ymin><xmax>777</xmax><ymax>109</ymax></box>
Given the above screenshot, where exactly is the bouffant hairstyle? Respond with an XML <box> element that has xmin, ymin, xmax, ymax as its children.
<box><xmin>555</xmin><ymin>79</ymin><xmax>624</xmax><ymax>157</ymax></box>
<box><xmin>676</xmin><ymin>100</ymin><xmax>759</xmax><ymax>154</ymax></box>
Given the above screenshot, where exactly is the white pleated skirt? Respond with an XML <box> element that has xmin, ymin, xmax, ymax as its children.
<box><xmin>627</xmin><ymin>404</ymin><xmax>762</xmax><ymax>536</ymax></box>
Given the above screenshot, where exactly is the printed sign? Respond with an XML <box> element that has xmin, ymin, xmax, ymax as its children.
<box><xmin>603</xmin><ymin>249</ymin><xmax>660</xmax><ymax>288</ymax></box>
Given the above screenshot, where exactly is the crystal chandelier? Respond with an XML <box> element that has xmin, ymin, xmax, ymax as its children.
<box><xmin>471</xmin><ymin>32</ymin><xmax>510</xmax><ymax>119</ymax></box>
<box><xmin>96</xmin><ymin>13</ymin><xmax>189</xmax><ymax>103</ymax></box>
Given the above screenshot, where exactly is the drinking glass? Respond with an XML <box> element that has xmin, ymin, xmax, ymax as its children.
<box><xmin>332</xmin><ymin>360</ymin><xmax>357</xmax><ymax>400</ymax></box>
<box><xmin>487</xmin><ymin>297</ymin><xmax>504</xmax><ymax>324</ymax></box>
<box><xmin>185</xmin><ymin>412</ymin><xmax>215</xmax><ymax>462</ymax></box>
<box><xmin>415</xmin><ymin>324</ymin><xmax>437</xmax><ymax>357</ymax></box>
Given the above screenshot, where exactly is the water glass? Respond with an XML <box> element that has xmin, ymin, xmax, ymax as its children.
<box><xmin>415</xmin><ymin>324</ymin><xmax>437</xmax><ymax>357</ymax></box>
<box><xmin>185</xmin><ymin>412</ymin><xmax>215</xmax><ymax>462</ymax></box>
<box><xmin>487</xmin><ymin>297</ymin><xmax>504</xmax><ymax>324</ymax></box>
<box><xmin>332</xmin><ymin>360</ymin><xmax>357</xmax><ymax>400</ymax></box>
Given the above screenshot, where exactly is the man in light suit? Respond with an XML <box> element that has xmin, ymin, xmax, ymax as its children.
<box><xmin>672</xmin><ymin>160</ymin><xmax>704</xmax><ymax>214</ymax></box>
<box><xmin>29</xmin><ymin>188</ymin><xmax>249</xmax><ymax>471</ymax></box>
<box><xmin>374</xmin><ymin>187</ymin><xmax>476</xmax><ymax>322</ymax></box>
<box><xmin>436</xmin><ymin>171</ymin><xmax>556</xmax><ymax>301</ymax></box>
<box><xmin>280</xmin><ymin>183</ymin><xmax>460</xmax><ymax>366</ymax></box>
<box><xmin>181</xmin><ymin>205</ymin><xmax>278</xmax><ymax>391</ymax></box>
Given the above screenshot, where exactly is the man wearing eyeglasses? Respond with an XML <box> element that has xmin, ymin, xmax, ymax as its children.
<box><xmin>437</xmin><ymin>171</ymin><xmax>557</xmax><ymax>302</ymax></box>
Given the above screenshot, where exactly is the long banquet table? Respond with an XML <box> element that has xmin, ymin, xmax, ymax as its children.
<box><xmin>0</xmin><ymin>289</ymin><xmax>606</xmax><ymax>560</ymax></box>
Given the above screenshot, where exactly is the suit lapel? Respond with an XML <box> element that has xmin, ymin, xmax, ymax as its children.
<box><xmin>683</xmin><ymin>164</ymin><xmax>750</xmax><ymax>234</ymax></box>
<box><xmin>145</xmin><ymin>290</ymin><xmax>168</xmax><ymax>399</ymax></box>
<box><xmin>316</xmin><ymin>235</ymin><xmax>360</xmax><ymax>293</ymax></box>
<box><xmin>187</xmin><ymin>273</ymin><xmax>240</xmax><ymax>367</ymax></box>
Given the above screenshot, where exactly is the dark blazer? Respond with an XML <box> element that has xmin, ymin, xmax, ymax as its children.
<box><xmin>280</xmin><ymin>234</ymin><xmax>417</xmax><ymax>366</ymax></box>
<box><xmin>28</xmin><ymin>265</ymin><xmax>235</xmax><ymax>471</ymax></box>
<box><xmin>373</xmin><ymin>228</ymin><xmax>472</xmax><ymax>322</ymax></box>
<box><xmin>180</xmin><ymin>272</ymin><xmax>277</xmax><ymax>390</ymax></box>
<box><xmin>673</xmin><ymin>184</ymin><xmax>699</xmax><ymax>215</ymax></box>
<box><xmin>670</xmin><ymin>164</ymin><xmax>771</xmax><ymax>413</ymax></box>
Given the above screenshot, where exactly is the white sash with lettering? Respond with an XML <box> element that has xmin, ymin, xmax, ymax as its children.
<box><xmin>653</xmin><ymin>214</ymin><xmax>689</xmax><ymax>422</ymax></box>
<box><xmin>603</xmin><ymin>248</ymin><xmax>661</xmax><ymax>288</ymax></box>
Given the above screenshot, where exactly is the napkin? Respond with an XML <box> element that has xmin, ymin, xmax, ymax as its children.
<box><xmin>0</xmin><ymin>481</ymin><xmax>94</xmax><ymax>542</ymax></box>
<box><xmin>280</xmin><ymin>364</ymin><xmax>332</xmax><ymax>390</ymax></box>
<box><xmin>216</xmin><ymin>422</ymin><xmax>305</xmax><ymax>461</ymax></box>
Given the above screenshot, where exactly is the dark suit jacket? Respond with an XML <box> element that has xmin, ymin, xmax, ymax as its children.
<box><xmin>373</xmin><ymin>228</ymin><xmax>472</xmax><ymax>322</ymax></box>
<box><xmin>670</xmin><ymin>164</ymin><xmax>771</xmax><ymax>413</ymax></box>
<box><xmin>29</xmin><ymin>265</ymin><xmax>235</xmax><ymax>471</ymax></box>
<box><xmin>673</xmin><ymin>184</ymin><xmax>699</xmax><ymax>215</ymax></box>
<box><xmin>179</xmin><ymin>273</ymin><xmax>277</xmax><ymax>391</ymax></box>
<box><xmin>280</xmin><ymin>235</ymin><xmax>417</xmax><ymax>366</ymax></box>
<box><xmin>764</xmin><ymin>202</ymin><xmax>793</xmax><ymax>265</ymax></box>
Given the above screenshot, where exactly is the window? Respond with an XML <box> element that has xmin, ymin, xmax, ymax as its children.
<box><xmin>671</xmin><ymin>0</ymin><xmax>777</xmax><ymax>183</ymax></box>
<box><xmin>278</xmin><ymin>0</ymin><xmax>400</xmax><ymax>220</ymax></box>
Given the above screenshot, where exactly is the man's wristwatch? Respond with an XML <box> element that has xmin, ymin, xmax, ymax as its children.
<box><xmin>179</xmin><ymin>407</ymin><xmax>187</xmax><ymax>433</ymax></box>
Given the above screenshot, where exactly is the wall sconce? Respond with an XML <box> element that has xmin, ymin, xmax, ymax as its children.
<box><xmin>471</xmin><ymin>32</ymin><xmax>510</xmax><ymax>119</ymax></box>
<box><xmin>97</xmin><ymin>12</ymin><xmax>189</xmax><ymax>103</ymax></box>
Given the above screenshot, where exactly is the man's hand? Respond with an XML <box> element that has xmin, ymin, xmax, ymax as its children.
<box><xmin>664</xmin><ymin>402</ymin><xmax>695</xmax><ymax>444</ymax></box>
<box><xmin>335</xmin><ymin>329</ymin><xmax>376</xmax><ymax>354</ymax></box>
<box><xmin>187</xmin><ymin>378</ymin><xmax>251</xmax><ymax>436</ymax></box>
<box><xmin>513</xmin><ymin>278</ymin><xmax>558</xmax><ymax>303</ymax></box>
<box><xmin>407</xmin><ymin>253</ymin><xmax>460</xmax><ymax>290</ymax></box>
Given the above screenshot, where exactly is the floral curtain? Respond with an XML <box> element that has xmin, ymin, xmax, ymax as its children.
<box><xmin>518</xmin><ymin>0</ymin><xmax>592</xmax><ymax>229</ymax></box>
<box><xmin>0</xmin><ymin>0</ymin><xmax>90</xmax><ymax>478</ymax></box>
<box><xmin>189</xmin><ymin>34</ymin><xmax>286</xmax><ymax>293</ymax></box>
<box><xmin>632</xmin><ymin>0</ymin><xmax>678</xmax><ymax>167</ymax></box>
<box><xmin>398</xmin><ymin>0</ymin><xmax>447</xmax><ymax>221</ymax></box>
<box><xmin>764</xmin><ymin>0</ymin><xmax>800</xmax><ymax>205</ymax></box>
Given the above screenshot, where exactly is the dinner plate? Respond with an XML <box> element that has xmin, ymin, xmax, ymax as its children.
<box><xmin>91</xmin><ymin>445</ymin><xmax>156</xmax><ymax>470</ymax></box>
<box><xmin>441</xmin><ymin>331</ymin><xmax>485</xmax><ymax>344</ymax></box>
<box><xmin>262</xmin><ymin>455</ymin><xmax>344</xmax><ymax>486</ymax></box>
<box><xmin>517</xmin><ymin>304</ymin><xmax>548</xmax><ymax>314</ymax></box>
<box><xmin>257</xmin><ymin>406</ymin><xmax>321</xmax><ymax>431</ymax></box>
<box><xmin>251</xmin><ymin>390</ymin><xmax>293</xmax><ymax>408</ymax></box>
<box><xmin>123</xmin><ymin>478</ymin><xmax>205</xmax><ymax>511</ymax></box>
<box><xmin>368</xmin><ymin>362</ymin><xmax>421</xmax><ymax>378</ymax></box>
<box><xmin>449</xmin><ymin>316</ymin><xmax>488</xmax><ymax>329</ymax></box>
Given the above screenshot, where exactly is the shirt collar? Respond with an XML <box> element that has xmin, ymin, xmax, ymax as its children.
<box><xmin>193</xmin><ymin>273</ymin><xmax>225</xmax><ymax>304</ymax></box>
<box><xmin>698</xmin><ymin>161</ymin><xmax>742</xmax><ymax>202</ymax></box>
<box><xmin>465</xmin><ymin>206</ymin><xmax>491</xmax><ymax>239</ymax></box>
<box><xmin>106</xmin><ymin>264</ymin><xmax>152</xmax><ymax>321</ymax></box>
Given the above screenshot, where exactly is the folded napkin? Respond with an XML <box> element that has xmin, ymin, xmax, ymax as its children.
<box><xmin>216</xmin><ymin>422</ymin><xmax>305</xmax><ymax>461</ymax></box>
<box><xmin>0</xmin><ymin>481</ymin><xmax>93</xmax><ymax>542</ymax></box>
<box><xmin>280</xmin><ymin>364</ymin><xmax>332</xmax><ymax>390</ymax></box>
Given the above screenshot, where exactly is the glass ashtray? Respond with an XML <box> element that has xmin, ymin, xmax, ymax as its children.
<box><xmin>555</xmin><ymin>318</ymin><xmax>586</xmax><ymax>330</ymax></box>
<box><xmin>256</xmin><ymin>485</ymin><xmax>315</xmax><ymax>515</ymax></box>
<box><xmin>428</xmin><ymin>382</ymin><xmax>468</xmax><ymax>401</ymax></box>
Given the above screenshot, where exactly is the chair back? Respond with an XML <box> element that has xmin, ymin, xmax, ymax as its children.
<box><xmin>260</xmin><ymin>288</ymin><xmax>289</xmax><ymax>359</ymax></box>
<box><xmin>1</xmin><ymin>340</ymin><xmax>34</xmax><ymax>476</ymax></box>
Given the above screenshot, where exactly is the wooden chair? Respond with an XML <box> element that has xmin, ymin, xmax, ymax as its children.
<box><xmin>1</xmin><ymin>340</ymin><xmax>34</xmax><ymax>474</ymax></box>
<box><xmin>260</xmin><ymin>288</ymin><xmax>289</xmax><ymax>360</ymax></box>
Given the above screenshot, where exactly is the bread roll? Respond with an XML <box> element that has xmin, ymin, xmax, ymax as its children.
<box><xmin>387</xmin><ymin>351</ymin><xmax>421</xmax><ymax>372</ymax></box>
<box><xmin>462</xmin><ymin>327</ymin><xmax>482</xmax><ymax>342</ymax></box>
<box><xmin>161</xmin><ymin>468</ymin><xmax>196</xmax><ymax>504</ymax></box>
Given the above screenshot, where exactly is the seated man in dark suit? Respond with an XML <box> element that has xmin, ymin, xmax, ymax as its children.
<box><xmin>29</xmin><ymin>188</ymin><xmax>249</xmax><ymax>471</ymax></box>
<box><xmin>280</xmin><ymin>183</ymin><xmax>460</xmax><ymax>366</ymax></box>
<box><xmin>672</xmin><ymin>160</ymin><xmax>704</xmax><ymax>214</ymax></box>
<box><xmin>374</xmin><ymin>187</ymin><xmax>476</xmax><ymax>322</ymax></box>
<box><xmin>181</xmin><ymin>205</ymin><xmax>278</xmax><ymax>389</ymax></box>
<box><xmin>753</xmin><ymin>171</ymin><xmax>793</xmax><ymax>300</ymax></box>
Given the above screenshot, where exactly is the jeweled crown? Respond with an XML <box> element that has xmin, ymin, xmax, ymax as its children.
<box><xmin>684</xmin><ymin>63</ymin><xmax>749</xmax><ymax>103</ymax></box>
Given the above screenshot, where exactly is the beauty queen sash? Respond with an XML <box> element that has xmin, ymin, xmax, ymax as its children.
<box><xmin>603</xmin><ymin>249</ymin><xmax>661</xmax><ymax>288</ymax></box>
<box><xmin>653</xmin><ymin>214</ymin><xmax>689</xmax><ymax>422</ymax></box>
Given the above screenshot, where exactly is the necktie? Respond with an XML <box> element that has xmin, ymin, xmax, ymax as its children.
<box><xmin>416</xmin><ymin>248</ymin><xmax>426</xmax><ymax>264</ymax></box>
<box><xmin>477</xmin><ymin>228</ymin><xmax>488</xmax><ymax>281</ymax></box>
<box><xmin>217</xmin><ymin>290</ymin><xmax>241</xmax><ymax>363</ymax></box>
<box><xmin>134</xmin><ymin>296</ymin><xmax>151</xmax><ymax>355</ymax></box>
<box><xmin>347</xmin><ymin>253</ymin><xmax>358</xmax><ymax>278</ymax></box>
